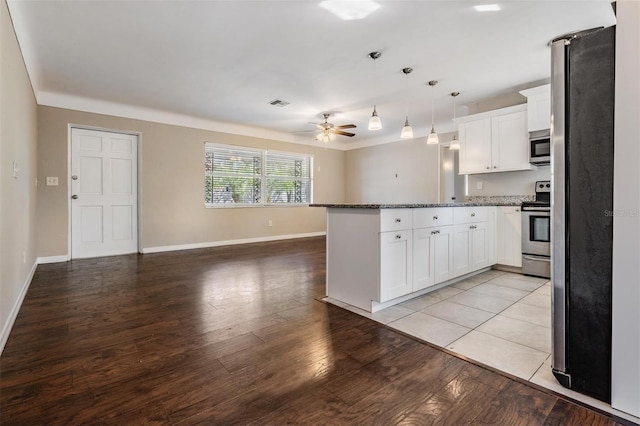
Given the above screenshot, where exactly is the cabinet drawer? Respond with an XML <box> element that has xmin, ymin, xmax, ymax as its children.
<box><xmin>380</xmin><ymin>209</ymin><xmax>413</xmax><ymax>232</ymax></box>
<box><xmin>454</xmin><ymin>206</ymin><xmax>490</xmax><ymax>224</ymax></box>
<box><xmin>413</xmin><ymin>207</ymin><xmax>453</xmax><ymax>228</ymax></box>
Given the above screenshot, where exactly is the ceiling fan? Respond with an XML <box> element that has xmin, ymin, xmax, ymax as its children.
<box><xmin>310</xmin><ymin>113</ymin><xmax>356</xmax><ymax>142</ymax></box>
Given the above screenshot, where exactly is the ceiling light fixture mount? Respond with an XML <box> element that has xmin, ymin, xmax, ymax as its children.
<box><xmin>449</xmin><ymin>91</ymin><xmax>461</xmax><ymax>150</ymax></box>
<box><xmin>319</xmin><ymin>0</ymin><xmax>381</xmax><ymax>20</ymax></box>
<box><xmin>427</xmin><ymin>80</ymin><xmax>439</xmax><ymax>145</ymax></box>
<box><xmin>400</xmin><ymin>67</ymin><xmax>414</xmax><ymax>139</ymax></box>
<box><xmin>368</xmin><ymin>51</ymin><xmax>383</xmax><ymax>131</ymax></box>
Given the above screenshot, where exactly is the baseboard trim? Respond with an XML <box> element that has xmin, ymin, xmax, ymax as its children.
<box><xmin>0</xmin><ymin>261</ymin><xmax>38</xmax><ymax>356</ymax></box>
<box><xmin>141</xmin><ymin>232</ymin><xmax>326</xmax><ymax>254</ymax></box>
<box><xmin>37</xmin><ymin>255</ymin><xmax>70</xmax><ymax>264</ymax></box>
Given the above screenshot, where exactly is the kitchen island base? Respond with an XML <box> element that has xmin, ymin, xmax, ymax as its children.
<box><xmin>323</xmin><ymin>205</ymin><xmax>498</xmax><ymax>313</ymax></box>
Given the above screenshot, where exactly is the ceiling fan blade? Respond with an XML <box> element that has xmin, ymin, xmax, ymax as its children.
<box><xmin>336</xmin><ymin>124</ymin><xmax>356</xmax><ymax>129</ymax></box>
<box><xmin>334</xmin><ymin>130</ymin><xmax>356</xmax><ymax>137</ymax></box>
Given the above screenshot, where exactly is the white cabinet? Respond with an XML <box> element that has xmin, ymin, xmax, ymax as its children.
<box><xmin>497</xmin><ymin>206</ymin><xmax>522</xmax><ymax>267</ymax></box>
<box><xmin>413</xmin><ymin>208</ymin><xmax>455</xmax><ymax>291</ymax></box>
<box><xmin>453</xmin><ymin>207</ymin><xmax>496</xmax><ymax>276</ymax></box>
<box><xmin>380</xmin><ymin>230</ymin><xmax>413</xmax><ymax>302</ymax></box>
<box><xmin>457</xmin><ymin>105</ymin><xmax>535</xmax><ymax>174</ymax></box>
<box><xmin>520</xmin><ymin>84</ymin><xmax>551</xmax><ymax>132</ymax></box>
<box><xmin>325</xmin><ymin>206</ymin><xmax>498</xmax><ymax>312</ymax></box>
<box><xmin>453</xmin><ymin>224</ymin><xmax>472</xmax><ymax>276</ymax></box>
<box><xmin>459</xmin><ymin>117</ymin><xmax>492</xmax><ymax>173</ymax></box>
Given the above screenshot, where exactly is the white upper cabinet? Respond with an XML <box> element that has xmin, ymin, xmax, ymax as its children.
<box><xmin>457</xmin><ymin>105</ymin><xmax>535</xmax><ymax>174</ymax></box>
<box><xmin>519</xmin><ymin>84</ymin><xmax>551</xmax><ymax>132</ymax></box>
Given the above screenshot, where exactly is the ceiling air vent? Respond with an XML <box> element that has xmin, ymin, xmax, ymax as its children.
<box><xmin>268</xmin><ymin>99</ymin><xmax>290</xmax><ymax>107</ymax></box>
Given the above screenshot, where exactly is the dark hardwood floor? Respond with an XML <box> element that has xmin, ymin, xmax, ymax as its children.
<box><xmin>0</xmin><ymin>237</ymin><xmax>627</xmax><ymax>424</ymax></box>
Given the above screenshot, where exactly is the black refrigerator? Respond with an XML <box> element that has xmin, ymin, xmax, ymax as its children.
<box><xmin>550</xmin><ymin>25</ymin><xmax>616</xmax><ymax>403</ymax></box>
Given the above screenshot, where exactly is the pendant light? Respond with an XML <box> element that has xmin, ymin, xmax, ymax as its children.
<box><xmin>368</xmin><ymin>51</ymin><xmax>382</xmax><ymax>131</ymax></box>
<box><xmin>400</xmin><ymin>67</ymin><xmax>414</xmax><ymax>139</ymax></box>
<box><xmin>449</xmin><ymin>91</ymin><xmax>461</xmax><ymax>150</ymax></box>
<box><xmin>426</xmin><ymin>80</ymin><xmax>439</xmax><ymax>144</ymax></box>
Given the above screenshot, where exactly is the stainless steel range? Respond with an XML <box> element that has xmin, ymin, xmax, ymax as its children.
<box><xmin>521</xmin><ymin>181</ymin><xmax>551</xmax><ymax>278</ymax></box>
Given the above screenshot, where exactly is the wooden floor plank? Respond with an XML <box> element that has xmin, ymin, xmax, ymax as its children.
<box><xmin>0</xmin><ymin>237</ymin><xmax>627</xmax><ymax>425</ymax></box>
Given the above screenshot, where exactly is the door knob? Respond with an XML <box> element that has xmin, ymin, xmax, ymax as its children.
<box><xmin>71</xmin><ymin>194</ymin><xmax>78</xmax><ymax>199</ymax></box>
<box><xmin>71</xmin><ymin>175</ymin><xmax>78</xmax><ymax>180</ymax></box>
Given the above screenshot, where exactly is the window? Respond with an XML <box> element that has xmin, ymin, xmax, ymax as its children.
<box><xmin>205</xmin><ymin>143</ymin><xmax>313</xmax><ymax>207</ymax></box>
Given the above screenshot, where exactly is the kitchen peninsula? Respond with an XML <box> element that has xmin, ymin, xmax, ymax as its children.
<box><xmin>312</xmin><ymin>203</ymin><xmax>522</xmax><ymax>313</ymax></box>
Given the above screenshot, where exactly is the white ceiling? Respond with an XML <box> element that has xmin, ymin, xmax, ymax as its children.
<box><xmin>8</xmin><ymin>0</ymin><xmax>616</xmax><ymax>149</ymax></box>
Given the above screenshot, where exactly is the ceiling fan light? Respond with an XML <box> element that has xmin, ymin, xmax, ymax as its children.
<box><xmin>400</xmin><ymin>117</ymin><xmax>413</xmax><ymax>139</ymax></box>
<box><xmin>368</xmin><ymin>106</ymin><xmax>382</xmax><ymax>130</ymax></box>
<box><xmin>427</xmin><ymin>127</ymin><xmax>439</xmax><ymax>145</ymax></box>
<box><xmin>449</xmin><ymin>135</ymin><xmax>460</xmax><ymax>150</ymax></box>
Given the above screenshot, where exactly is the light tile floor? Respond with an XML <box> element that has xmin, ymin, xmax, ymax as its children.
<box><xmin>325</xmin><ymin>269</ymin><xmax>640</xmax><ymax>424</ymax></box>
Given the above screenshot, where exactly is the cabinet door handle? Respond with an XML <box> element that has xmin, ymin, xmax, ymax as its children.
<box><xmin>486</xmin><ymin>166</ymin><xmax>490</xmax><ymax>169</ymax></box>
<box><xmin>471</xmin><ymin>212</ymin><xmax>476</xmax><ymax>217</ymax></box>
<box><xmin>433</xmin><ymin>215</ymin><xmax>438</xmax><ymax>220</ymax></box>
<box><xmin>515</xmin><ymin>209</ymin><xmax>520</xmax><ymax>212</ymax></box>
<box><xmin>395</xmin><ymin>234</ymin><xmax>402</xmax><ymax>240</ymax></box>
<box><xmin>436</xmin><ymin>230</ymin><xmax>440</xmax><ymax>234</ymax></box>
<box><xmin>470</xmin><ymin>225</ymin><xmax>477</xmax><ymax>230</ymax></box>
<box><xmin>493</xmin><ymin>166</ymin><xmax>497</xmax><ymax>169</ymax></box>
<box><xmin>395</xmin><ymin>218</ymin><xmax>401</xmax><ymax>223</ymax></box>
<box><xmin>431</xmin><ymin>230</ymin><xmax>437</xmax><ymax>235</ymax></box>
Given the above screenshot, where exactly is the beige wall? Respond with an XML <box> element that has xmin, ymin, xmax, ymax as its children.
<box><xmin>37</xmin><ymin>106</ymin><xmax>345</xmax><ymax>256</ymax></box>
<box><xmin>1</xmin><ymin>0</ymin><xmax>38</xmax><ymax>350</ymax></box>
<box><xmin>345</xmin><ymin>137</ymin><xmax>440</xmax><ymax>203</ymax></box>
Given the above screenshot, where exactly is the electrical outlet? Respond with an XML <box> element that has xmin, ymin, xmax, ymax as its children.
<box><xmin>46</xmin><ymin>176</ymin><xmax>59</xmax><ymax>186</ymax></box>
<box><xmin>23</xmin><ymin>251</ymin><xmax>26</xmax><ymax>264</ymax></box>
<box><xmin>268</xmin><ymin>220</ymin><xmax>273</xmax><ymax>227</ymax></box>
<box><xmin>476</xmin><ymin>181</ymin><xmax>484</xmax><ymax>190</ymax></box>
<box><xmin>12</xmin><ymin>161</ymin><xmax>19</xmax><ymax>179</ymax></box>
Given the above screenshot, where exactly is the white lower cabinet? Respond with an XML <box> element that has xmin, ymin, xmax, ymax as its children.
<box><xmin>413</xmin><ymin>225</ymin><xmax>454</xmax><ymax>292</ymax></box>
<box><xmin>325</xmin><ymin>206</ymin><xmax>498</xmax><ymax>312</ymax></box>
<box><xmin>453</xmin><ymin>224</ymin><xmax>472</xmax><ymax>276</ymax></box>
<box><xmin>452</xmin><ymin>207</ymin><xmax>496</xmax><ymax>277</ymax></box>
<box><xmin>470</xmin><ymin>221</ymin><xmax>490</xmax><ymax>270</ymax></box>
<box><xmin>497</xmin><ymin>206</ymin><xmax>522</xmax><ymax>267</ymax></box>
<box><xmin>379</xmin><ymin>229</ymin><xmax>413</xmax><ymax>302</ymax></box>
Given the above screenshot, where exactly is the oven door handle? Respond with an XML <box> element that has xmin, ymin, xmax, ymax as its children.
<box><xmin>523</xmin><ymin>254</ymin><xmax>551</xmax><ymax>262</ymax></box>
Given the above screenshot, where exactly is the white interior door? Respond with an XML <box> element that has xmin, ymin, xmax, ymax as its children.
<box><xmin>71</xmin><ymin>128</ymin><xmax>138</xmax><ymax>259</ymax></box>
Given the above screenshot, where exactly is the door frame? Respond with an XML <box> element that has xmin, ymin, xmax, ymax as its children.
<box><xmin>67</xmin><ymin>124</ymin><xmax>143</xmax><ymax>259</ymax></box>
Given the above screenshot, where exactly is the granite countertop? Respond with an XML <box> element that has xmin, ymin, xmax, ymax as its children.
<box><xmin>310</xmin><ymin>195</ymin><xmax>534</xmax><ymax>209</ymax></box>
<box><xmin>310</xmin><ymin>202</ymin><xmax>523</xmax><ymax>209</ymax></box>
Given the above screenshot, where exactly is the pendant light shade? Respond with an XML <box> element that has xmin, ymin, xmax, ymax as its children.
<box><xmin>368</xmin><ymin>51</ymin><xmax>382</xmax><ymax>131</ymax></box>
<box><xmin>400</xmin><ymin>67</ymin><xmax>413</xmax><ymax>139</ymax></box>
<box><xmin>401</xmin><ymin>117</ymin><xmax>414</xmax><ymax>139</ymax></box>
<box><xmin>449</xmin><ymin>91</ymin><xmax>461</xmax><ymax>150</ymax></box>
<box><xmin>368</xmin><ymin>105</ymin><xmax>382</xmax><ymax>130</ymax></box>
<box><xmin>449</xmin><ymin>135</ymin><xmax>460</xmax><ymax>150</ymax></box>
<box><xmin>427</xmin><ymin>127</ymin><xmax>439</xmax><ymax>145</ymax></box>
<box><xmin>427</xmin><ymin>80</ymin><xmax>439</xmax><ymax>144</ymax></box>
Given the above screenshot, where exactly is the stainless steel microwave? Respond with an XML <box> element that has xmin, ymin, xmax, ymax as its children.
<box><xmin>529</xmin><ymin>130</ymin><xmax>551</xmax><ymax>164</ymax></box>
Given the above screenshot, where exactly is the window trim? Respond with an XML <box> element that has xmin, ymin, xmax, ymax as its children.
<box><xmin>204</xmin><ymin>142</ymin><xmax>313</xmax><ymax>208</ymax></box>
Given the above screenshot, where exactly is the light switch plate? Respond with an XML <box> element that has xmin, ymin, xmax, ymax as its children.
<box><xmin>46</xmin><ymin>176</ymin><xmax>59</xmax><ymax>186</ymax></box>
